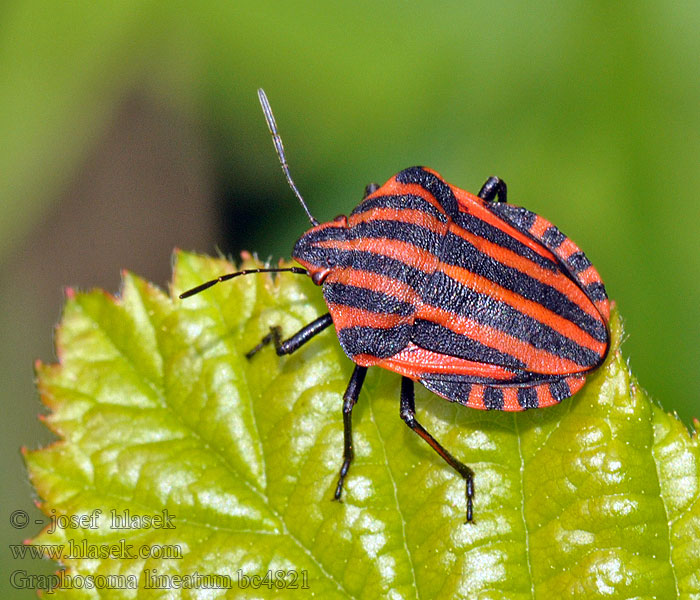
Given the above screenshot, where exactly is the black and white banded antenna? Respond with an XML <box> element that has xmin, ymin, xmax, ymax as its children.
<box><xmin>179</xmin><ymin>265</ymin><xmax>308</xmax><ymax>299</ymax></box>
<box><xmin>257</xmin><ymin>88</ymin><xmax>319</xmax><ymax>227</ymax></box>
<box><xmin>178</xmin><ymin>89</ymin><xmax>317</xmax><ymax>299</ymax></box>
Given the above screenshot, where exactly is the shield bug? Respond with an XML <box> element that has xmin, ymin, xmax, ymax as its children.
<box><xmin>180</xmin><ymin>89</ymin><xmax>611</xmax><ymax>522</ymax></box>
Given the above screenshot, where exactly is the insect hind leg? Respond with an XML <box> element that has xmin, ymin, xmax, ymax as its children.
<box><xmin>478</xmin><ymin>176</ymin><xmax>507</xmax><ymax>203</ymax></box>
<box><xmin>245</xmin><ymin>313</ymin><xmax>333</xmax><ymax>359</ymax></box>
<box><xmin>399</xmin><ymin>377</ymin><xmax>475</xmax><ymax>523</ymax></box>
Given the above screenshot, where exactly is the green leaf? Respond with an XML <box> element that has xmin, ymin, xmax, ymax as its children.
<box><xmin>27</xmin><ymin>251</ymin><xmax>700</xmax><ymax>598</ymax></box>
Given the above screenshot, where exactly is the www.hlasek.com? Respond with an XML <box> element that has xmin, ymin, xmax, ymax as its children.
<box><xmin>10</xmin><ymin>539</ymin><xmax>183</xmax><ymax>561</ymax></box>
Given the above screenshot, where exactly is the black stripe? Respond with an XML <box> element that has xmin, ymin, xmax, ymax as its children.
<box><xmin>567</xmin><ymin>251</ymin><xmax>592</xmax><ymax>273</ymax></box>
<box><xmin>549</xmin><ymin>380</ymin><xmax>571</xmax><ymax>401</ymax></box>
<box><xmin>337</xmin><ymin>250</ymin><xmax>428</xmax><ymax>288</ymax></box>
<box><xmin>492</xmin><ymin>204</ymin><xmax>537</xmax><ymax>231</ymax></box>
<box><xmin>296</xmin><ymin>224</ymin><xmax>347</xmax><ymax>244</ymax></box>
<box><xmin>324</xmin><ymin>282</ymin><xmax>415</xmax><ymax>316</ymax></box>
<box><xmin>293</xmin><ymin>225</ymin><xmax>346</xmax><ymax>265</ymax></box>
<box><xmin>454</xmin><ymin>212</ymin><xmax>558</xmax><ymax>271</ymax></box>
<box><xmin>517</xmin><ymin>387</ymin><xmax>539</xmax><ymax>409</ymax></box>
<box><xmin>412</xmin><ymin>319</ymin><xmax>526</xmax><ymax>369</ymax></box>
<box><xmin>483</xmin><ymin>387</ymin><xmax>504</xmax><ymax>410</ymax></box>
<box><xmin>293</xmin><ymin>246</ymin><xmax>431</xmax><ymax>293</ymax></box>
<box><xmin>586</xmin><ymin>282</ymin><xmax>608</xmax><ymax>302</ymax></box>
<box><xmin>440</xmin><ymin>232</ymin><xmax>608</xmax><ymax>343</ymax></box>
<box><xmin>348</xmin><ymin>220</ymin><xmax>442</xmax><ymax>252</ymax></box>
<box><xmin>337</xmin><ymin>324</ymin><xmax>412</xmax><ymax>359</ymax></box>
<box><xmin>294</xmin><ymin>219</ymin><xmax>443</xmax><ymax>273</ymax></box>
<box><xmin>394</xmin><ymin>167</ymin><xmax>460</xmax><ymax>218</ymax></box>
<box><xmin>542</xmin><ymin>226</ymin><xmax>566</xmax><ymax>249</ymax></box>
<box><xmin>303</xmin><ymin>219</ymin><xmax>442</xmax><ymax>254</ymax></box>
<box><xmin>350</xmin><ymin>193</ymin><xmax>448</xmax><ymax>223</ymax></box>
<box><xmin>292</xmin><ymin>244</ymin><xmax>340</xmax><ymax>270</ymax></box>
<box><xmin>422</xmin><ymin>371</ymin><xmax>562</xmax><ymax>386</ymax></box>
<box><xmin>419</xmin><ymin>377</ymin><xmax>472</xmax><ymax>405</ymax></box>
<box><xmin>422</xmin><ymin>271</ymin><xmax>604</xmax><ymax>369</ymax></box>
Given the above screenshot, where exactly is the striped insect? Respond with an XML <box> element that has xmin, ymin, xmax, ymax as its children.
<box><xmin>180</xmin><ymin>89</ymin><xmax>610</xmax><ymax>522</ymax></box>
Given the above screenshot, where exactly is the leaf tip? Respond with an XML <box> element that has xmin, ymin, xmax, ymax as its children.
<box><xmin>64</xmin><ymin>286</ymin><xmax>75</xmax><ymax>299</ymax></box>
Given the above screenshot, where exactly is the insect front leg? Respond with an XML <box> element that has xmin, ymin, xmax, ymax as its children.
<box><xmin>478</xmin><ymin>176</ymin><xmax>508</xmax><ymax>203</ymax></box>
<box><xmin>334</xmin><ymin>365</ymin><xmax>368</xmax><ymax>501</ymax></box>
<box><xmin>399</xmin><ymin>377</ymin><xmax>475</xmax><ymax>523</ymax></box>
<box><xmin>245</xmin><ymin>313</ymin><xmax>333</xmax><ymax>358</ymax></box>
<box><xmin>363</xmin><ymin>183</ymin><xmax>380</xmax><ymax>199</ymax></box>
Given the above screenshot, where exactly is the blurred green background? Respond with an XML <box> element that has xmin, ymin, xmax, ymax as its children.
<box><xmin>1</xmin><ymin>2</ymin><xmax>698</xmax><ymax>596</ymax></box>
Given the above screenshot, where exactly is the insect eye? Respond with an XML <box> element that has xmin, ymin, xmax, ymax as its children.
<box><xmin>311</xmin><ymin>269</ymin><xmax>331</xmax><ymax>285</ymax></box>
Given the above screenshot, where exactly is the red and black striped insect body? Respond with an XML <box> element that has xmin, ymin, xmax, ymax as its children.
<box><xmin>293</xmin><ymin>166</ymin><xmax>610</xmax><ymax>410</ymax></box>
<box><xmin>181</xmin><ymin>89</ymin><xmax>610</xmax><ymax>523</ymax></box>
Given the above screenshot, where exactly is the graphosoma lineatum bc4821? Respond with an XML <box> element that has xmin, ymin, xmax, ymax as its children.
<box><xmin>180</xmin><ymin>89</ymin><xmax>611</xmax><ymax>523</ymax></box>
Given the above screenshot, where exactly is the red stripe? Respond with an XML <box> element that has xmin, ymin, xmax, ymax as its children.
<box><xmin>374</xmin><ymin>342</ymin><xmax>520</xmax><ymax>380</ymax></box>
<box><xmin>327</xmin><ymin>303</ymin><xmax>411</xmax><ymax>342</ymax></box>
<box><xmin>348</xmin><ymin>207</ymin><xmax>447</xmax><ymax>235</ymax></box>
<box><xmin>577</xmin><ymin>265</ymin><xmax>603</xmax><ymax>287</ymax></box>
<box><xmin>468</xmin><ymin>385</ymin><xmax>486</xmax><ymax>410</ymax></box>
<box><xmin>535</xmin><ymin>384</ymin><xmax>556</xmax><ymax>407</ymax></box>
<box><xmin>327</xmin><ymin>267</ymin><xmax>421</xmax><ymax>305</ymax></box>
<box><xmin>382</xmin><ymin>175</ymin><xmax>450</xmax><ymax>218</ymax></box>
<box><xmin>314</xmin><ymin>237</ymin><xmax>438</xmax><ymax>274</ymax></box>
<box><xmin>530</xmin><ymin>215</ymin><xmax>551</xmax><ymax>238</ymax></box>
<box><xmin>566</xmin><ymin>375</ymin><xmax>586</xmax><ymax>397</ymax></box>
<box><xmin>556</xmin><ymin>238</ymin><xmax>579</xmax><ymax>261</ymax></box>
<box><xmin>502</xmin><ymin>388</ymin><xmax>521</xmax><ymax>411</ymax></box>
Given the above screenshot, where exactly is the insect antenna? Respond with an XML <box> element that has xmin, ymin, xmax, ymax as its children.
<box><xmin>179</xmin><ymin>266</ymin><xmax>308</xmax><ymax>299</ymax></box>
<box><xmin>257</xmin><ymin>88</ymin><xmax>319</xmax><ymax>226</ymax></box>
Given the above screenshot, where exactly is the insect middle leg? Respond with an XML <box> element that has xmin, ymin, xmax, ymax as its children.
<box><xmin>334</xmin><ymin>365</ymin><xmax>368</xmax><ymax>500</ymax></box>
<box><xmin>399</xmin><ymin>377</ymin><xmax>475</xmax><ymax>523</ymax></box>
<box><xmin>245</xmin><ymin>313</ymin><xmax>333</xmax><ymax>358</ymax></box>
